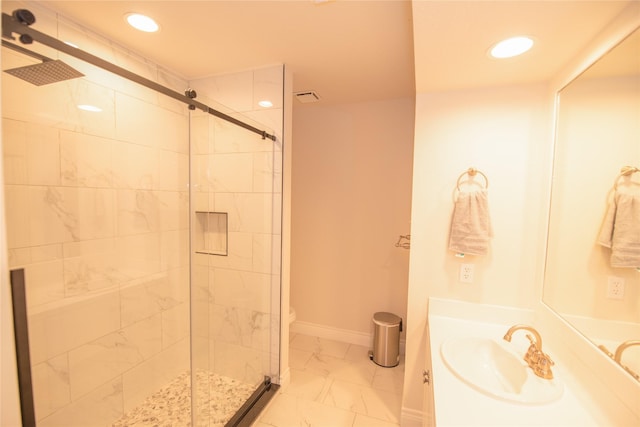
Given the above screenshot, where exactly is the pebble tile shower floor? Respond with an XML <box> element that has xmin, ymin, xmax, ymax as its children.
<box><xmin>111</xmin><ymin>371</ymin><xmax>255</xmax><ymax>427</ymax></box>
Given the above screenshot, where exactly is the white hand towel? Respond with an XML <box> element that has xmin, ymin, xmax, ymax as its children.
<box><xmin>448</xmin><ymin>189</ymin><xmax>493</xmax><ymax>256</ymax></box>
<box><xmin>597</xmin><ymin>192</ymin><xmax>640</xmax><ymax>268</ymax></box>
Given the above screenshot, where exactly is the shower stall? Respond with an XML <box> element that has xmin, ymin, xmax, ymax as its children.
<box><xmin>1</xmin><ymin>2</ymin><xmax>283</xmax><ymax>426</ymax></box>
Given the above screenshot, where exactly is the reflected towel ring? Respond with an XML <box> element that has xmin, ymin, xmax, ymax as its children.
<box><xmin>614</xmin><ymin>165</ymin><xmax>640</xmax><ymax>190</ymax></box>
<box><xmin>456</xmin><ymin>167</ymin><xmax>489</xmax><ymax>191</ymax></box>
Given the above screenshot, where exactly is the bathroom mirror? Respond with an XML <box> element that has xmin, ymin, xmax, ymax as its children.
<box><xmin>543</xmin><ymin>27</ymin><xmax>640</xmax><ymax>380</ymax></box>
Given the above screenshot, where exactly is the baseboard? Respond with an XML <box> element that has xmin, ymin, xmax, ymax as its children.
<box><xmin>290</xmin><ymin>320</ymin><xmax>406</xmax><ymax>355</ymax></box>
<box><xmin>400</xmin><ymin>407</ymin><xmax>425</xmax><ymax>427</ymax></box>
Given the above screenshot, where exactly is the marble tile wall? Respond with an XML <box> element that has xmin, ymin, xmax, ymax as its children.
<box><xmin>2</xmin><ymin>2</ymin><xmax>190</xmax><ymax>425</ymax></box>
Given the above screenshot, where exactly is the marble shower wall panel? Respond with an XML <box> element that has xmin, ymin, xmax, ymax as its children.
<box><xmin>215</xmin><ymin>193</ymin><xmax>274</xmax><ymax>234</ymax></box>
<box><xmin>119</xmin><ymin>268</ymin><xmax>188</xmax><ymax>328</ymax></box>
<box><xmin>212</xmin><ymin>269</ymin><xmax>272</xmax><ymax>314</ymax></box>
<box><xmin>120</xmin><ymin>339</ymin><xmax>190</xmax><ymax>413</ymax></box>
<box><xmin>60</xmin><ymin>130</ymin><xmax>115</xmax><ymax>188</ymax></box>
<box><xmin>1</xmin><ymin>3</ymin><xmax>190</xmax><ymax>424</ymax></box>
<box><xmin>37</xmin><ymin>377</ymin><xmax>125</xmax><ymax>427</ymax></box>
<box><xmin>31</xmin><ymin>353</ymin><xmax>71</xmax><ymax>422</ymax></box>
<box><xmin>115</xmin><ymin>92</ymin><xmax>189</xmax><ymax>154</ymax></box>
<box><xmin>28</xmin><ymin>291</ymin><xmax>121</xmax><ymax>365</ymax></box>
<box><xmin>67</xmin><ymin>313</ymin><xmax>163</xmax><ymax>400</ymax></box>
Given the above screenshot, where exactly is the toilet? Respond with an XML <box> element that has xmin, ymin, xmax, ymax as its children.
<box><xmin>289</xmin><ymin>306</ymin><xmax>296</xmax><ymax>324</ymax></box>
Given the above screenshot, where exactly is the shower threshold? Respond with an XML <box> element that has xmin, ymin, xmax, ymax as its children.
<box><xmin>225</xmin><ymin>376</ymin><xmax>279</xmax><ymax>427</ymax></box>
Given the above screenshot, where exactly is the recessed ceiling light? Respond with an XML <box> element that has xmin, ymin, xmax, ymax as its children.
<box><xmin>125</xmin><ymin>13</ymin><xmax>159</xmax><ymax>33</ymax></box>
<box><xmin>64</xmin><ymin>41</ymin><xmax>79</xmax><ymax>48</ymax></box>
<box><xmin>77</xmin><ymin>104</ymin><xmax>102</xmax><ymax>112</ymax></box>
<box><xmin>258</xmin><ymin>100</ymin><xmax>273</xmax><ymax>108</ymax></box>
<box><xmin>490</xmin><ymin>36</ymin><xmax>534</xmax><ymax>59</ymax></box>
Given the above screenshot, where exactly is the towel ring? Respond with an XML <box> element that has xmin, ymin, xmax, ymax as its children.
<box><xmin>456</xmin><ymin>167</ymin><xmax>489</xmax><ymax>191</ymax></box>
<box><xmin>614</xmin><ymin>166</ymin><xmax>640</xmax><ymax>190</ymax></box>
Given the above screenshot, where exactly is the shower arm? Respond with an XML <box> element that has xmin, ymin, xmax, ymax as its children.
<box><xmin>1</xmin><ymin>10</ymin><xmax>277</xmax><ymax>141</ymax></box>
<box><xmin>1</xmin><ymin>39</ymin><xmax>51</xmax><ymax>62</ymax></box>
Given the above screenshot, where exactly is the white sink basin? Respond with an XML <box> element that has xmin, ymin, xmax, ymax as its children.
<box><xmin>440</xmin><ymin>337</ymin><xmax>563</xmax><ymax>405</ymax></box>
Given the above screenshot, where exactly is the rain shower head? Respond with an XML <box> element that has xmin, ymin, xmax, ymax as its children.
<box><xmin>2</xmin><ymin>39</ymin><xmax>84</xmax><ymax>86</ymax></box>
<box><xmin>4</xmin><ymin>59</ymin><xmax>84</xmax><ymax>86</ymax></box>
<box><xmin>2</xmin><ymin>10</ymin><xmax>84</xmax><ymax>86</ymax></box>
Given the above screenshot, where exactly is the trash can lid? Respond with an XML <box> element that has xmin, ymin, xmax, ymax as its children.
<box><xmin>373</xmin><ymin>312</ymin><xmax>401</xmax><ymax>326</ymax></box>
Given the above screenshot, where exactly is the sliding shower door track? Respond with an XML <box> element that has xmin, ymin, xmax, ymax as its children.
<box><xmin>224</xmin><ymin>376</ymin><xmax>279</xmax><ymax>427</ymax></box>
<box><xmin>2</xmin><ymin>9</ymin><xmax>276</xmax><ymax>141</ymax></box>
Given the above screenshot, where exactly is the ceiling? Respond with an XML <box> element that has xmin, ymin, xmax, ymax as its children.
<box><xmin>24</xmin><ymin>0</ymin><xmax>635</xmax><ymax>107</ymax></box>
<box><xmin>413</xmin><ymin>1</ymin><xmax>634</xmax><ymax>93</ymax></box>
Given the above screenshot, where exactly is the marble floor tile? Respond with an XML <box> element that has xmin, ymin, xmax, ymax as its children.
<box><xmin>344</xmin><ymin>343</ymin><xmax>371</xmax><ymax>362</ymax></box>
<box><xmin>322</xmin><ymin>379</ymin><xmax>402</xmax><ymax>423</ymax></box>
<box><xmin>255</xmin><ymin>334</ymin><xmax>403</xmax><ymax>427</ymax></box>
<box><xmin>353</xmin><ymin>413</ymin><xmax>402</xmax><ymax>427</ymax></box>
<box><xmin>284</xmin><ymin>368</ymin><xmax>333</xmax><ymax>403</ymax></box>
<box><xmin>305</xmin><ymin>354</ymin><xmax>376</xmax><ymax>386</ymax></box>
<box><xmin>257</xmin><ymin>392</ymin><xmax>356</xmax><ymax>427</ymax></box>
<box><xmin>372</xmin><ymin>357</ymin><xmax>405</xmax><ymax>394</ymax></box>
<box><xmin>288</xmin><ymin>347</ymin><xmax>313</xmax><ymax>370</ymax></box>
<box><xmin>290</xmin><ymin>334</ymin><xmax>350</xmax><ymax>359</ymax></box>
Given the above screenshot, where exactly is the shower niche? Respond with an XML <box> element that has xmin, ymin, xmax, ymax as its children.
<box><xmin>195</xmin><ymin>211</ymin><xmax>228</xmax><ymax>256</ymax></box>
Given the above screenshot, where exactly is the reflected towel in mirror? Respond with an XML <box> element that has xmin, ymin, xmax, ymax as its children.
<box><xmin>448</xmin><ymin>189</ymin><xmax>493</xmax><ymax>256</ymax></box>
<box><xmin>597</xmin><ymin>192</ymin><xmax>640</xmax><ymax>268</ymax></box>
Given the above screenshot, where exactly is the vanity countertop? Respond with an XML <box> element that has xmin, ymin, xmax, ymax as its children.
<box><xmin>428</xmin><ymin>298</ymin><xmax>623</xmax><ymax>426</ymax></box>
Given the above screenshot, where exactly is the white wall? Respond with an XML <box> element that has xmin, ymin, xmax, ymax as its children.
<box><xmin>402</xmin><ymin>84</ymin><xmax>551</xmax><ymax>417</ymax></box>
<box><xmin>290</xmin><ymin>98</ymin><xmax>414</xmax><ymax>341</ymax></box>
<box><xmin>403</xmin><ymin>3</ymin><xmax>640</xmax><ymax>422</ymax></box>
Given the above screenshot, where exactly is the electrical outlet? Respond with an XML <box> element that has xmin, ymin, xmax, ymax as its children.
<box><xmin>606</xmin><ymin>276</ymin><xmax>625</xmax><ymax>299</ymax></box>
<box><xmin>460</xmin><ymin>264</ymin><xmax>474</xmax><ymax>283</ymax></box>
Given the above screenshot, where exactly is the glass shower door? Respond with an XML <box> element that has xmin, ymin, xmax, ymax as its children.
<box><xmin>1</xmin><ymin>22</ymin><xmax>192</xmax><ymax>426</ymax></box>
<box><xmin>190</xmin><ymin>102</ymin><xmax>282</xmax><ymax>426</ymax></box>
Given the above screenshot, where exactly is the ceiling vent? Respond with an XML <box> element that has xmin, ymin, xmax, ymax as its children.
<box><xmin>294</xmin><ymin>90</ymin><xmax>321</xmax><ymax>103</ymax></box>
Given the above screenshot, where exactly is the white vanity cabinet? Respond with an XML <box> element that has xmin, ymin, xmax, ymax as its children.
<box><xmin>425</xmin><ymin>298</ymin><xmax>632</xmax><ymax>426</ymax></box>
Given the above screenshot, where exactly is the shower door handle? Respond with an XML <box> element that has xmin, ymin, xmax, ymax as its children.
<box><xmin>10</xmin><ymin>268</ymin><xmax>36</xmax><ymax>427</ymax></box>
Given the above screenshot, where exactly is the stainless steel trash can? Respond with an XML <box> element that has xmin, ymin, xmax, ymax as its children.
<box><xmin>370</xmin><ymin>312</ymin><xmax>402</xmax><ymax>367</ymax></box>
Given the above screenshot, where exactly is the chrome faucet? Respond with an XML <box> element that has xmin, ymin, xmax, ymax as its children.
<box><xmin>613</xmin><ymin>340</ymin><xmax>640</xmax><ymax>381</ymax></box>
<box><xmin>503</xmin><ymin>325</ymin><xmax>554</xmax><ymax>380</ymax></box>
